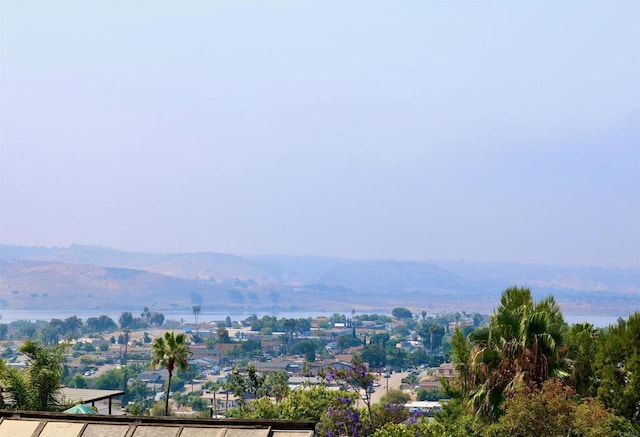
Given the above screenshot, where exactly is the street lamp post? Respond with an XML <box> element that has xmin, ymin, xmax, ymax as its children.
<box><xmin>385</xmin><ymin>367</ymin><xmax>389</xmax><ymax>392</ymax></box>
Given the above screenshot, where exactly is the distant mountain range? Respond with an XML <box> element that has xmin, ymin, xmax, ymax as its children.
<box><xmin>0</xmin><ymin>245</ymin><xmax>638</xmax><ymax>316</ymax></box>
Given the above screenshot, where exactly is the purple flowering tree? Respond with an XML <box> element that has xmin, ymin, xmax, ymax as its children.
<box><xmin>318</xmin><ymin>359</ymin><xmax>430</xmax><ymax>436</ymax></box>
<box><xmin>316</xmin><ymin>395</ymin><xmax>363</xmax><ymax>436</ymax></box>
<box><xmin>324</xmin><ymin>358</ymin><xmax>376</xmax><ymax>432</ymax></box>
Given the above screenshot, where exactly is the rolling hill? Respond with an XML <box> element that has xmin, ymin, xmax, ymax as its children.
<box><xmin>0</xmin><ymin>245</ymin><xmax>638</xmax><ymax>316</ymax></box>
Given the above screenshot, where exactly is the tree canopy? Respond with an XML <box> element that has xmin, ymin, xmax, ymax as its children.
<box><xmin>593</xmin><ymin>312</ymin><xmax>640</xmax><ymax>423</ymax></box>
<box><xmin>391</xmin><ymin>307</ymin><xmax>413</xmax><ymax>320</ymax></box>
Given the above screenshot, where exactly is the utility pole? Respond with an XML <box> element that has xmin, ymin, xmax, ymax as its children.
<box><xmin>385</xmin><ymin>367</ymin><xmax>389</xmax><ymax>392</ymax></box>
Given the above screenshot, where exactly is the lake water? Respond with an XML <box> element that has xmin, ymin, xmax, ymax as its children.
<box><xmin>0</xmin><ymin>308</ymin><xmax>630</xmax><ymax>328</ymax></box>
<box><xmin>563</xmin><ymin>314</ymin><xmax>628</xmax><ymax>328</ymax></box>
<box><xmin>0</xmin><ymin>308</ymin><xmax>332</xmax><ymax>324</ymax></box>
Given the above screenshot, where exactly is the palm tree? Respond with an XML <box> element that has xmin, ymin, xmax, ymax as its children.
<box><xmin>284</xmin><ymin>319</ymin><xmax>296</xmax><ymax>354</ymax></box>
<box><xmin>192</xmin><ymin>305</ymin><xmax>202</xmax><ymax>343</ymax></box>
<box><xmin>122</xmin><ymin>328</ymin><xmax>131</xmax><ymax>365</ymax></box>
<box><xmin>192</xmin><ymin>305</ymin><xmax>201</xmax><ymax>327</ymax></box>
<box><xmin>0</xmin><ymin>340</ymin><xmax>64</xmax><ymax>411</ymax></box>
<box><xmin>467</xmin><ymin>326</ymin><xmax>505</xmax><ymax>421</ymax></box>
<box><xmin>337</xmin><ymin>335</ymin><xmax>349</xmax><ymax>354</ymax></box>
<box><xmin>466</xmin><ymin>287</ymin><xmax>569</xmax><ymax>422</ymax></box>
<box><xmin>429</xmin><ymin>325</ymin><xmax>438</xmax><ymax>353</ymax></box>
<box><xmin>151</xmin><ymin>331</ymin><xmax>192</xmax><ymax>416</ymax></box>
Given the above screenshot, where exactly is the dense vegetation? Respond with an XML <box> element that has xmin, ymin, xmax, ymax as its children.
<box><xmin>440</xmin><ymin>286</ymin><xmax>639</xmax><ymax>436</ymax></box>
<box><xmin>226</xmin><ymin>287</ymin><xmax>639</xmax><ymax>436</ymax></box>
<box><xmin>0</xmin><ymin>289</ymin><xmax>638</xmax><ymax>435</ymax></box>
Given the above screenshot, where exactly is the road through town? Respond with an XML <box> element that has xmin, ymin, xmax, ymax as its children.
<box><xmin>358</xmin><ymin>371</ymin><xmax>409</xmax><ymax>408</ymax></box>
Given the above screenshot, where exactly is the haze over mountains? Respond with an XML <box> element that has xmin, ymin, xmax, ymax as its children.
<box><xmin>1</xmin><ymin>245</ymin><xmax>637</xmax><ymax>317</ymax></box>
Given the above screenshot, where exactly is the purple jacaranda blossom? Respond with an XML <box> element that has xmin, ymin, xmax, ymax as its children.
<box><xmin>336</xmin><ymin>396</ymin><xmax>352</xmax><ymax>405</ymax></box>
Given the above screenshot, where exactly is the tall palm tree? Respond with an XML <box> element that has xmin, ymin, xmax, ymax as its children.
<box><xmin>192</xmin><ymin>305</ymin><xmax>201</xmax><ymax>326</ymax></box>
<box><xmin>429</xmin><ymin>325</ymin><xmax>439</xmax><ymax>353</ymax></box>
<box><xmin>122</xmin><ymin>328</ymin><xmax>131</xmax><ymax>365</ymax></box>
<box><xmin>284</xmin><ymin>319</ymin><xmax>296</xmax><ymax>354</ymax></box>
<box><xmin>151</xmin><ymin>331</ymin><xmax>192</xmax><ymax>416</ymax></box>
<box><xmin>466</xmin><ymin>287</ymin><xmax>569</xmax><ymax>422</ymax></box>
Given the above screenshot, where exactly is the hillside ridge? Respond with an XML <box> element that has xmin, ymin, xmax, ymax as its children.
<box><xmin>0</xmin><ymin>245</ymin><xmax>637</xmax><ymax>315</ymax></box>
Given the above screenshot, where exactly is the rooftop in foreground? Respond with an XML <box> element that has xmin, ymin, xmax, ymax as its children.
<box><xmin>0</xmin><ymin>409</ymin><xmax>316</xmax><ymax>437</ymax></box>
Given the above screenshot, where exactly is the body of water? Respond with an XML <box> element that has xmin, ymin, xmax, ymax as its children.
<box><xmin>0</xmin><ymin>308</ymin><xmax>333</xmax><ymax>324</ymax></box>
<box><xmin>563</xmin><ymin>314</ymin><xmax>628</xmax><ymax>328</ymax></box>
<box><xmin>0</xmin><ymin>308</ymin><xmax>631</xmax><ymax>328</ymax></box>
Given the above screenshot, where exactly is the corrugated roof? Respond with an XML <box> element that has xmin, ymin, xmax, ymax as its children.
<box><xmin>82</xmin><ymin>423</ymin><xmax>129</xmax><ymax>437</ymax></box>
<box><xmin>39</xmin><ymin>421</ymin><xmax>85</xmax><ymax>437</ymax></box>
<box><xmin>0</xmin><ymin>410</ymin><xmax>315</xmax><ymax>437</ymax></box>
<box><xmin>179</xmin><ymin>428</ymin><xmax>227</xmax><ymax>437</ymax></box>
<box><xmin>0</xmin><ymin>419</ymin><xmax>40</xmax><ymax>435</ymax></box>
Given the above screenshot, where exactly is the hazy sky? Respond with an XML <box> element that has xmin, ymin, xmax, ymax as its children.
<box><xmin>1</xmin><ymin>1</ymin><xmax>639</xmax><ymax>269</ymax></box>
